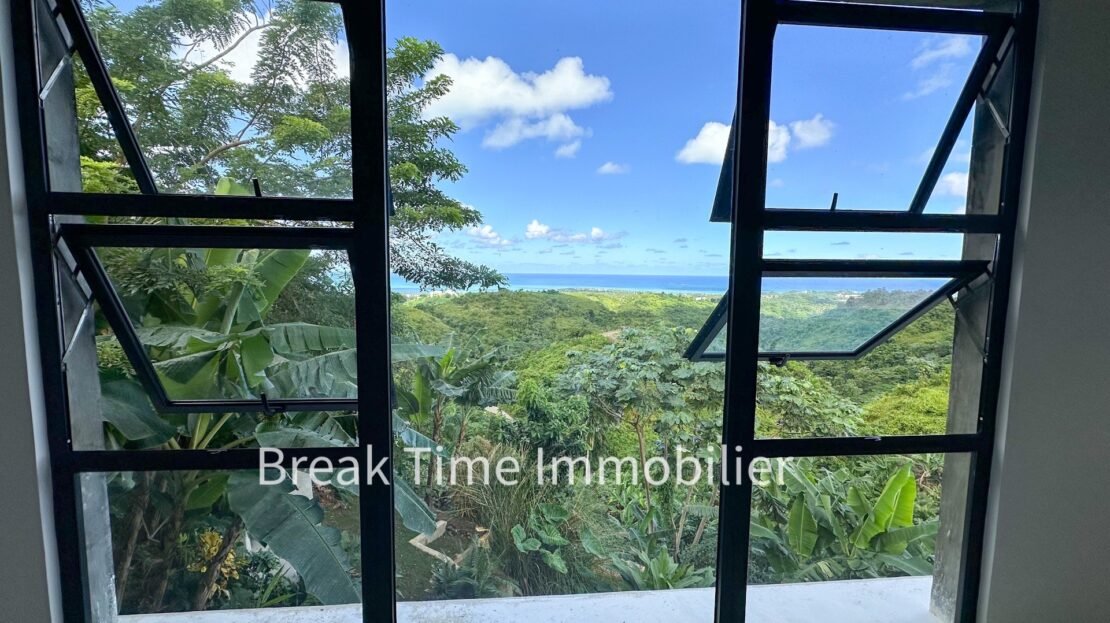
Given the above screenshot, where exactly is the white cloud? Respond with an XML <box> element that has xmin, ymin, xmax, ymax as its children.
<box><xmin>466</xmin><ymin>224</ymin><xmax>511</xmax><ymax>247</ymax></box>
<box><xmin>525</xmin><ymin>219</ymin><xmax>551</xmax><ymax>239</ymax></box>
<box><xmin>789</xmin><ymin>114</ymin><xmax>834</xmax><ymax>149</ymax></box>
<box><xmin>524</xmin><ymin>221</ymin><xmax>623</xmax><ymax>244</ymax></box>
<box><xmin>938</xmin><ymin>172</ymin><xmax>970</xmax><ymax>198</ymax></box>
<box><xmin>677</xmin><ymin>117</ymin><xmax>826</xmax><ymax>165</ymax></box>
<box><xmin>425</xmin><ymin>55</ymin><xmax>612</xmax><ymax>125</ymax></box>
<box><xmin>911</xmin><ymin>36</ymin><xmax>973</xmax><ymax>70</ymax></box>
<box><xmin>767</xmin><ymin>120</ymin><xmax>791</xmax><ymax>163</ymax></box>
<box><xmin>904</xmin><ymin>36</ymin><xmax>973</xmax><ymax>100</ymax></box>
<box><xmin>554</xmin><ymin>140</ymin><xmax>582</xmax><ymax>158</ymax></box>
<box><xmin>675</xmin><ymin>121</ymin><xmax>730</xmax><ymax>164</ymax></box>
<box><xmin>482</xmin><ymin>113</ymin><xmax>587</xmax><ymax>149</ymax></box>
<box><xmin>903</xmin><ymin>66</ymin><xmax>957</xmax><ymax>100</ymax></box>
<box><xmin>422</xmin><ymin>54</ymin><xmax>611</xmax><ymax>150</ymax></box>
<box><xmin>597</xmin><ymin>162</ymin><xmax>629</xmax><ymax>175</ymax></box>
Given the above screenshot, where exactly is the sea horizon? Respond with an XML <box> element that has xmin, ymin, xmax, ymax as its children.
<box><xmin>390</xmin><ymin>273</ymin><xmax>945</xmax><ymax>295</ymax></box>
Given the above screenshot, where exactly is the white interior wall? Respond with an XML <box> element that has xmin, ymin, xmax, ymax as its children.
<box><xmin>978</xmin><ymin>1</ymin><xmax>1110</xmax><ymax>621</ymax></box>
<box><xmin>0</xmin><ymin>1</ymin><xmax>63</xmax><ymax>620</ymax></box>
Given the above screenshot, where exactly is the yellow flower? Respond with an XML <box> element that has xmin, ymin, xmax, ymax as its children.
<box><xmin>187</xmin><ymin>529</ymin><xmax>241</xmax><ymax>582</ymax></box>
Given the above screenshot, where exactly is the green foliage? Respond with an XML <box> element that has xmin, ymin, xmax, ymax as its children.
<box><xmin>394</xmin><ymin>340</ymin><xmax>516</xmax><ymax>445</ymax></box>
<box><xmin>79</xmin><ymin>1</ymin><xmax>499</xmax><ymax>289</ymax></box>
<box><xmin>515</xmin><ymin>334</ymin><xmax>611</xmax><ymax>386</ymax></box>
<box><xmin>80</xmin><ymin>156</ymin><xmax>139</xmax><ymax>193</ymax></box>
<box><xmin>749</xmin><ymin>459</ymin><xmax>940</xmax><ymax>583</ymax></box>
<box><xmin>570</xmin><ymin>291</ymin><xmax>720</xmax><ymax>332</ymax></box>
<box><xmin>404</xmin><ymin>291</ymin><xmax>618</xmax><ymax>366</ymax></box>
<box><xmin>759</xmin><ymin>289</ymin><xmax>934</xmax><ymax>353</ymax></box>
<box><xmin>227</xmin><ymin>471</ymin><xmax>360</xmax><ymax>605</ymax></box>
<box><xmin>429</xmin><ymin>542</ymin><xmax>520</xmax><ymax>600</ymax></box>
<box><xmin>862</xmin><ymin>371</ymin><xmax>951</xmax><ymax>436</ymax></box>
<box><xmin>610</xmin><ymin>549</ymin><xmax>715</xmax><ymax>591</ymax></box>
<box><xmin>806</xmin><ymin>305</ymin><xmax>955</xmax><ymax>403</ymax></box>
<box><xmin>452</xmin><ymin>446</ymin><xmax>610</xmax><ymax>596</ymax></box>
<box><xmin>756</xmin><ymin>363</ymin><xmax>863</xmax><ymax>438</ymax></box>
<box><xmin>501</xmin><ymin>380</ymin><xmax>592</xmax><ymax>455</ymax></box>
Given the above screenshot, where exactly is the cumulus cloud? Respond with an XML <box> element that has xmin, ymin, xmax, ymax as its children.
<box><xmin>524</xmin><ymin>220</ymin><xmax>623</xmax><ymax>244</ymax></box>
<box><xmin>767</xmin><ymin>120</ymin><xmax>791</xmax><ymax>163</ymax></box>
<box><xmin>789</xmin><ymin>114</ymin><xmax>835</xmax><ymax>149</ymax></box>
<box><xmin>423</xmin><ymin>54</ymin><xmax>611</xmax><ymax>151</ymax></box>
<box><xmin>465</xmin><ymin>224</ymin><xmax>512</xmax><ymax>247</ymax></box>
<box><xmin>425</xmin><ymin>55</ymin><xmax>611</xmax><ymax>124</ymax></box>
<box><xmin>675</xmin><ymin>121</ymin><xmax>730</xmax><ymax>164</ymax></box>
<box><xmin>938</xmin><ymin>172</ymin><xmax>970</xmax><ymax>198</ymax></box>
<box><xmin>482</xmin><ymin>113</ymin><xmax>587</xmax><ymax>149</ymax></box>
<box><xmin>597</xmin><ymin>162</ymin><xmax>629</xmax><ymax>175</ymax></box>
<box><xmin>677</xmin><ymin>116</ymin><xmax>829</xmax><ymax>165</ymax></box>
<box><xmin>525</xmin><ymin>219</ymin><xmax>551</xmax><ymax>239</ymax></box>
<box><xmin>554</xmin><ymin>140</ymin><xmax>582</xmax><ymax>158</ymax></box>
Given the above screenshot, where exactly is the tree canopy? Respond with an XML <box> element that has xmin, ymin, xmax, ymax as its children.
<box><xmin>78</xmin><ymin>0</ymin><xmax>503</xmax><ymax>289</ymax></box>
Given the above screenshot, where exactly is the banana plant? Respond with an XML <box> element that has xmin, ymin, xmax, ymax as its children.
<box><xmin>394</xmin><ymin>338</ymin><xmax>516</xmax><ymax>446</ymax></box>
<box><xmin>95</xmin><ymin>183</ymin><xmax>444</xmax><ymax>606</ymax></box>
<box><xmin>749</xmin><ymin>460</ymin><xmax>939</xmax><ymax>582</ymax></box>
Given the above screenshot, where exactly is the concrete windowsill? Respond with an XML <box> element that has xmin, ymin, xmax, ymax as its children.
<box><xmin>119</xmin><ymin>576</ymin><xmax>939</xmax><ymax>623</ymax></box>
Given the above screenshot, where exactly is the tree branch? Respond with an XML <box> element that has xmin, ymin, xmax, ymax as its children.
<box><xmin>196</xmin><ymin>138</ymin><xmax>257</xmax><ymax>167</ymax></box>
<box><xmin>190</xmin><ymin>23</ymin><xmax>271</xmax><ymax>75</ymax></box>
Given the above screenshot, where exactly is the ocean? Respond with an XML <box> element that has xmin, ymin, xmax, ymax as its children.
<box><xmin>390</xmin><ymin>273</ymin><xmax>947</xmax><ymax>295</ymax></box>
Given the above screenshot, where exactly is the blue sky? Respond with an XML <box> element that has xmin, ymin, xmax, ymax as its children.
<box><xmin>111</xmin><ymin>0</ymin><xmax>979</xmax><ymax>277</ymax></box>
<box><xmin>386</xmin><ymin>1</ymin><xmax>979</xmax><ymax>276</ymax></box>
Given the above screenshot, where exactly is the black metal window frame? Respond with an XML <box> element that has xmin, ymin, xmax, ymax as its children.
<box><xmin>710</xmin><ymin>2</ymin><xmax>1016</xmax><ymax>223</ymax></box>
<box><xmin>9</xmin><ymin>0</ymin><xmax>1037</xmax><ymax>622</ymax></box>
<box><xmin>715</xmin><ymin>2</ymin><xmax>1038</xmax><ymax>623</ymax></box>
<box><xmin>59</xmin><ymin>223</ymin><xmax>362</xmax><ymax>415</ymax></box>
<box><xmin>12</xmin><ymin>0</ymin><xmax>397</xmax><ymax>620</ymax></box>
<box><xmin>685</xmin><ymin>259</ymin><xmax>991</xmax><ymax>362</ymax></box>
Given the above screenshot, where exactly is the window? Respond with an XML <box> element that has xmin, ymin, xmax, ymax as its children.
<box><xmin>712</xmin><ymin>1</ymin><xmax>1036</xmax><ymax>622</ymax></box>
<box><xmin>13</xmin><ymin>1</ymin><xmax>1036</xmax><ymax>622</ymax></box>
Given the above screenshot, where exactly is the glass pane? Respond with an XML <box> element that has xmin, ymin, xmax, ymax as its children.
<box><xmin>87</xmin><ymin>336</ymin><xmax>359</xmax><ymax>452</ymax></box>
<box><xmin>922</xmin><ymin>114</ymin><xmax>975</xmax><ymax>215</ymax></box>
<box><xmin>85</xmin><ymin>470</ymin><xmax>361</xmax><ymax>615</ymax></box>
<box><xmin>759</xmin><ymin>277</ymin><xmax>948</xmax><ymax>354</ymax></box>
<box><xmin>697</xmin><ymin>278</ymin><xmax>954</xmax><ymax>358</ymax></box>
<box><xmin>81</xmin><ymin>1</ymin><xmax>352</xmax><ymax>198</ymax></box>
<box><xmin>747</xmin><ymin>454</ymin><xmax>969</xmax><ymax>623</ymax></box>
<box><xmin>699</xmin><ymin>274</ymin><xmax>991</xmax><ymax>440</ymax></box>
<box><xmin>767</xmin><ymin>25</ymin><xmax>981</xmax><ymax>212</ymax></box>
<box><xmin>386</xmin><ymin>0</ymin><xmax>733</xmax><ymax>616</ymax></box>
<box><xmin>95</xmin><ymin>246</ymin><xmax>356</xmax><ymax>403</ymax></box>
<box><xmin>764</xmin><ymin>232</ymin><xmax>971</xmax><ymax>261</ymax></box>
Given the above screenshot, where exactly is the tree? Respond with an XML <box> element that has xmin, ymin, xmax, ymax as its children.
<box><xmin>79</xmin><ymin>0</ymin><xmax>502</xmax><ymax>289</ymax></box>
<box><xmin>558</xmin><ymin>328</ymin><xmax>713</xmax><ymax>511</ymax></box>
<box><xmin>394</xmin><ymin>340</ymin><xmax>515</xmax><ymax>446</ymax></box>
